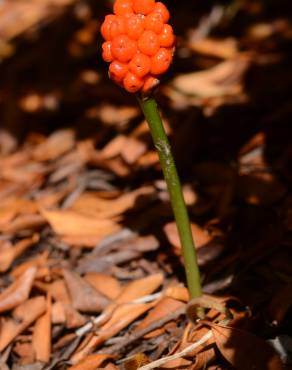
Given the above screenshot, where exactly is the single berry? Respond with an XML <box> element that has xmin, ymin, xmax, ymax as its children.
<box><xmin>138</xmin><ymin>30</ymin><xmax>160</xmax><ymax>56</ymax></box>
<box><xmin>133</xmin><ymin>0</ymin><xmax>155</xmax><ymax>15</ymax></box>
<box><xmin>142</xmin><ymin>75</ymin><xmax>160</xmax><ymax>92</ymax></box>
<box><xmin>144</xmin><ymin>12</ymin><xmax>164</xmax><ymax>34</ymax></box>
<box><xmin>100</xmin><ymin>15</ymin><xmax>116</xmax><ymax>41</ymax></box>
<box><xmin>112</xmin><ymin>35</ymin><xmax>137</xmax><ymax>62</ymax></box>
<box><xmin>151</xmin><ymin>47</ymin><xmax>172</xmax><ymax>74</ymax></box>
<box><xmin>158</xmin><ymin>24</ymin><xmax>175</xmax><ymax>47</ymax></box>
<box><xmin>129</xmin><ymin>53</ymin><xmax>151</xmax><ymax>77</ymax></box>
<box><xmin>123</xmin><ymin>72</ymin><xmax>144</xmax><ymax>92</ymax></box>
<box><xmin>110</xmin><ymin>16</ymin><xmax>127</xmax><ymax>39</ymax></box>
<box><xmin>125</xmin><ymin>14</ymin><xmax>145</xmax><ymax>40</ymax></box>
<box><xmin>114</xmin><ymin>0</ymin><xmax>134</xmax><ymax>16</ymax></box>
<box><xmin>102</xmin><ymin>41</ymin><xmax>113</xmax><ymax>62</ymax></box>
<box><xmin>109</xmin><ymin>60</ymin><xmax>128</xmax><ymax>81</ymax></box>
<box><xmin>153</xmin><ymin>2</ymin><xmax>170</xmax><ymax>23</ymax></box>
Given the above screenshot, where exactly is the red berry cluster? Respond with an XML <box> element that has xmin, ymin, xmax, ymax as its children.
<box><xmin>101</xmin><ymin>0</ymin><xmax>175</xmax><ymax>93</ymax></box>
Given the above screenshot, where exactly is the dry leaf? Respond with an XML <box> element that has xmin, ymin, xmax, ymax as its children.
<box><xmin>32</xmin><ymin>129</ymin><xmax>75</xmax><ymax>161</ymax></box>
<box><xmin>68</xmin><ymin>354</ymin><xmax>113</xmax><ymax>370</ymax></box>
<box><xmin>0</xmin><ymin>214</ymin><xmax>46</xmax><ymax>234</ymax></box>
<box><xmin>209</xmin><ymin>322</ymin><xmax>283</xmax><ymax>370</ymax></box>
<box><xmin>134</xmin><ymin>297</ymin><xmax>185</xmax><ymax>338</ymax></box>
<box><xmin>32</xmin><ymin>295</ymin><xmax>52</xmax><ymax>363</ymax></box>
<box><xmin>11</xmin><ymin>251</ymin><xmax>48</xmax><ymax>278</ymax></box>
<box><xmin>48</xmin><ymin>279</ymin><xmax>71</xmax><ymax>304</ymax></box>
<box><xmin>164</xmin><ymin>222</ymin><xmax>211</xmax><ymax>250</ymax></box>
<box><xmin>71</xmin><ymin>186</ymin><xmax>155</xmax><ymax>219</ymax></box>
<box><xmin>42</xmin><ymin>208</ymin><xmax>121</xmax><ymax>240</ymax></box>
<box><xmin>63</xmin><ymin>269</ymin><xmax>110</xmax><ymax>313</ymax></box>
<box><xmin>13</xmin><ymin>340</ymin><xmax>35</xmax><ymax>365</ymax></box>
<box><xmin>0</xmin><ymin>296</ymin><xmax>46</xmax><ymax>351</ymax></box>
<box><xmin>51</xmin><ymin>302</ymin><xmax>86</xmax><ymax>328</ymax></box>
<box><xmin>165</xmin><ymin>285</ymin><xmax>189</xmax><ymax>302</ymax></box>
<box><xmin>0</xmin><ymin>234</ymin><xmax>39</xmax><ymax>273</ymax></box>
<box><xmin>84</xmin><ymin>273</ymin><xmax>122</xmax><ymax>300</ymax></box>
<box><xmin>171</xmin><ymin>57</ymin><xmax>250</xmax><ymax>98</ymax></box>
<box><xmin>188</xmin><ymin>37</ymin><xmax>238</xmax><ymax>59</ymax></box>
<box><xmin>0</xmin><ymin>267</ymin><xmax>36</xmax><ymax>313</ymax></box>
<box><xmin>71</xmin><ymin>302</ymin><xmax>154</xmax><ymax>364</ymax></box>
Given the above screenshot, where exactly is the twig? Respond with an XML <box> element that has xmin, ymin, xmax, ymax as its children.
<box><xmin>75</xmin><ymin>293</ymin><xmax>163</xmax><ymax>338</ymax></box>
<box><xmin>136</xmin><ymin>330</ymin><xmax>213</xmax><ymax>370</ymax></box>
<box><xmin>112</xmin><ymin>306</ymin><xmax>186</xmax><ymax>357</ymax></box>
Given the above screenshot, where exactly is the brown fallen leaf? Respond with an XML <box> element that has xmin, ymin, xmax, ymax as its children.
<box><xmin>51</xmin><ymin>302</ymin><xmax>66</xmax><ymax>324</ymax></box>
<box><xmin>165</xmin><ymin>285</ymin><xmax>189</xmax><ymax>302</ymax></box>
<box><xmin>11</xmin><ymin>251</ymin><xmax>48</xmax><ymax>278</ymax></box>
<box><xmin>63</xmin><ymin>269</ymin><xmax>110</xmax><ymax>313</ymax></box>
<box><xmin>0</xmin><ymin>213</ymin><xmax>46</xmax><ymax>234</ymax></box>
<box><xmin>0</xmin><ymin>234</ymin><xmax>39</xmax><ymax>273</ymax></box>
<box><xmin>208</xmin><ymin>322</ymin><xmax>283</xmax><ymax>370</ymax></box>
<box><xmin>48</xmin><ymin>279</ymin><xmax>71</xmax><ymax>304</ymax></box>
<box><xmin>84</xmin><ymin>273</ymin><xmax>122</xmax><ymax>300</ymax></box>
<box><xmin>134</xmin><ymin>297</ymin><xmax>185</xmax><ymax>338</ymax></box>
<box><xmin>32</xmin><ymin>129</ymin><xmax>75</xmax><ymax>161</ymax></box>
<box><xmin>99</xmin><ymin>135</ymin><xmax>127</xmax><ymax>159</ymax></box>
<box><xmin>32</xmin><ymin>295</ymin><xmax>52</xmax><ymax>363</ymax></box>
<box><xmin>188</xmin><ymin>37</ymin><xmax>238</xmax><ymax>59</ymax></box>
<box><xmin>0</xmin><ymin>266</ymin><xmax>36</xmax><ymax>313</ymax></box>
<box><xmin>0</xmin><ymin>198</ymin><xmax>37</xmax><ymax>226</ymax></box>
<box><xmin>71</xmin><ymin>302</ymin><xmax>155</xmax><ymax>364</ymax></box>
<box><xmin>0</xmin><ymin>296</ymin><xmax>46</xmax><ymax>351</ymax></box>
<box><xmin>51</xmin><ymin>302</ymin><xmax>86</xmax><ymax>328</ymax></box>
<box><xmin>42</xmin><ymin>208</ymin><xmax>121</xmax><ymax>240</ymax></box>
<box><xmin>120</xmin><ymin>137</ymin><xmax>147</xmax><ymax>165</ymax></box>
<box><xmin>190</xmin><ymin>347</ymin><xmax>217</xmax><ymax>370</ymax></box>
<box><xmin>102</xmin><ymin>364</ymin><xmax>120</xmax><ymax>370</ymax></box>
<box><xmin>13</xmin><ymin>340</ymin><xmax>35</xmax><ymax>365</ymax></box>
<box><xmin>164</xmin><ymin>222</ymin><xmax>211</xmax><ymax>249</ymax></box>
<box><xmin>94</xmin><ymin>104</ymin><xmax>139</xmax><ymax>126</ymax></box>
<box><xmin>68</xmin><ymin>354</ymin><xmax>113</xmax><ymax>370</ymax></box>
<box><xmin>71</xmin><ymin>186</ymin><xmax>155</xmax><ymax>220</ymax></box>
<box><xmin>95</xmin><ymin>134</ymin><xmax>147</xmax><ymax>164</ymax></box>
<box><xmin>60</xmin><ymin>234</ymin><xmax>113</xmax><ymax>248</ymax></box>
<box><xmin>115</xmin><ymin>273</ymin><xmax>163</xmax><ymax>304</ymax></box>
<box><xmin>170</xmin><ymin>56</ymin><xmax>250</xmax><ymax>98</ymax></box>
<box><xmin>159</xmin><ymin>357</ymin><xmax>191</xmax><ymax>369</ymax></box>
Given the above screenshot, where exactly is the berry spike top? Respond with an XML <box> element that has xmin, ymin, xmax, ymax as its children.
<box><xmin>101</xmin><ymin>0</ymin><xmax>175</xmax><ymax>93</ymax></box>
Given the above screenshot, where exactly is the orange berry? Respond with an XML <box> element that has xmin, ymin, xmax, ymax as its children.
<box><xmin>132</xmin><ymin>0</ymin><xmax>155</xmax><ymax>15</ymax></box>
<box><xmin>123</xmin><ymin>72</ymin><xmax>144</xmax><ymax>92</ymax></box>
<box><xmin>112</xmin><ymin>35</ymin><xmax>137</xmax><ymax>62</ymax></box>
<box><xmin>102</xmin><ymin>41</ymin><xmax>113</xmax><ymax>62</ymax></box>
<box><xmin>114</xmin><ymin>0</ymin><xmax>134</xmax><ymax>16</ymax></box>
<box><xmin>142</xmin><ymin>75</ymin><xmax>160</xmax><ymax>92</ymax></box>
<box><xmin>110</xmin><ymin>16</ymin><xmax>127</xmax><ymax>39</ymax></box>
<box><xmin>100</xmin><ymin>15</ymin><xmax>116</xmax><ymax>41</ymax></box>
<box><xmin>109</xmin><ymin>60</ymin><xmax>128</xmax><ymax>81</ymax></box>
<box><xmin>150</xmin><ymin>48</ymin><xmax>172</xmax><ymax>75</ymax></box>
<box><xmin>129</xmin><ymin>53</ymin><xmax>151</xmax><ymax>77</ymax></box>
<box><xmin>158</xmin><ymin>24</ymin><xmax>175</xmax><ymax>47</ymax></box>
<box><xmin>153</xmin><ymin>2</ymin><xmax>170</xmax><ymax>23</ymax></box>
<box><xmin>138</xmin><ymin>30</ymin><xmax>160</xmax><ymax>56</ymax></box>
<box><xmin>125</xmin><ymin>14</ymin><xmax>145</xmax><ymax>40</ymax></box>
<box><xmin>144</xmin><ymin>12</ymin><xmax>164</xmax><ymax>34</ymax></box>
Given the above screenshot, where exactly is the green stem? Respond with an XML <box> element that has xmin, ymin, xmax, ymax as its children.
<box><xmin>137</xmin><ymin>94</ymin><xmax>202</xmax><ymax>300</ymax></box>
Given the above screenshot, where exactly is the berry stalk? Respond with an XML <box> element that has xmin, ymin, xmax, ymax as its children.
<box><xmin>137</xmin><ymin>94</ymin><xmax>202</xmax><ymax>300</ymax></box>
